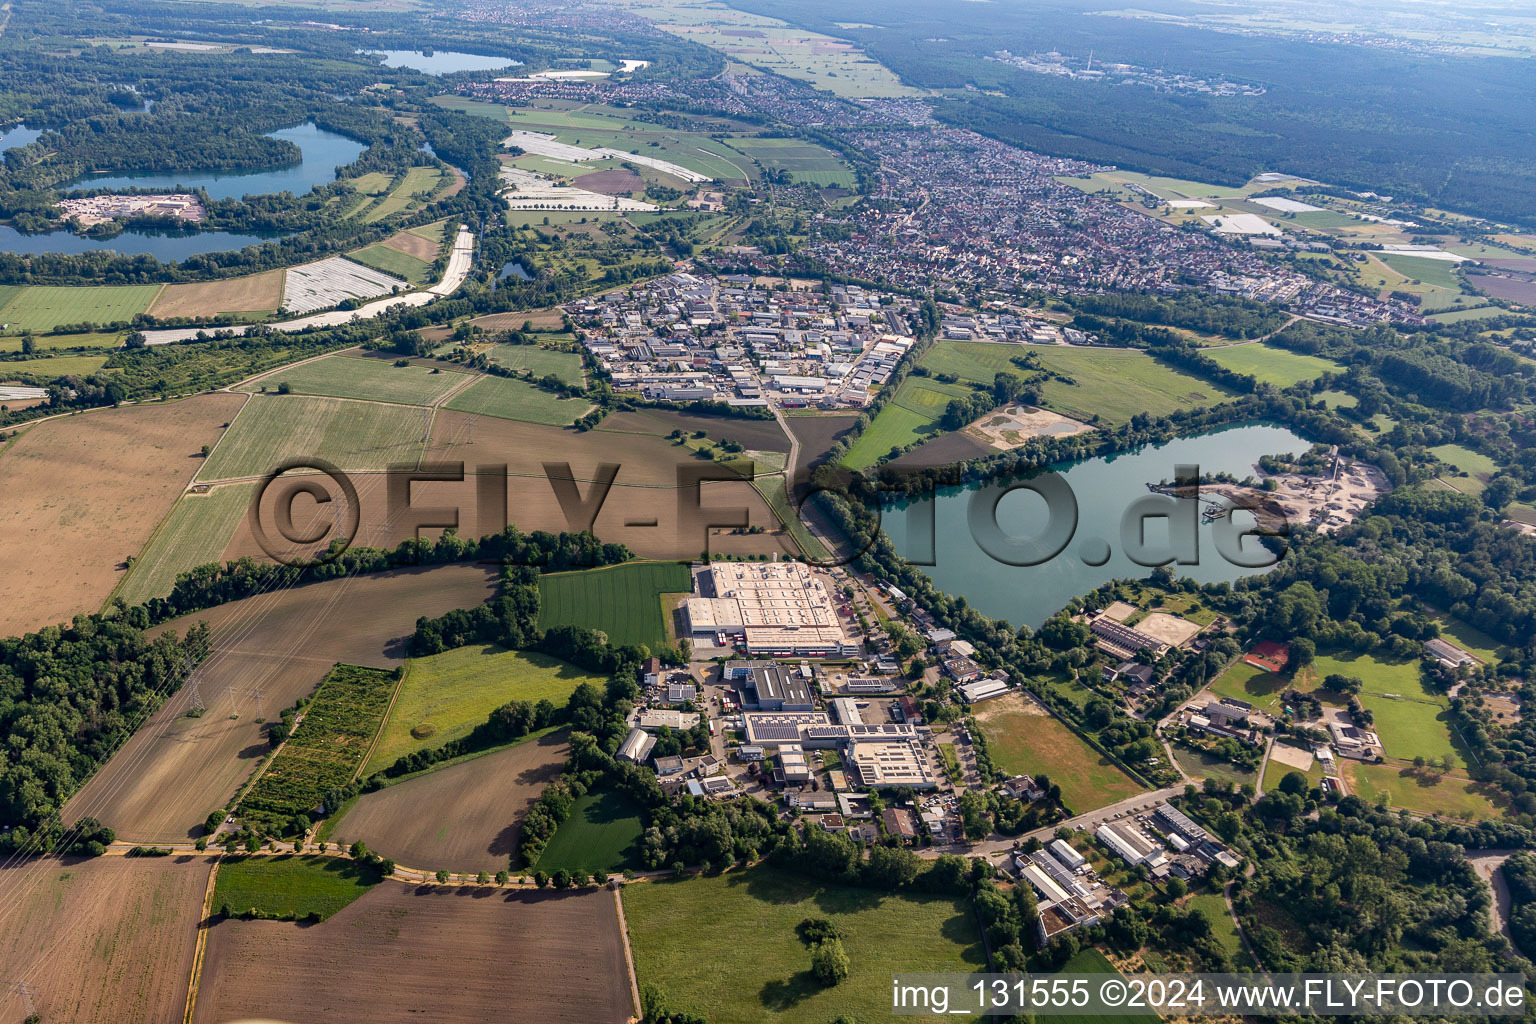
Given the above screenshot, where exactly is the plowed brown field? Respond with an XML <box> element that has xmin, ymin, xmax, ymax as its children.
<box><xmin>0</xmin><ymin>392</ymin><xmax>245</xmax><ymax>636</ymax></box>
<box><xmin>330</xmin><ymin>730</ymin><xmax>570</xmax><ymax>872</ymax></box>
<box><xmin>0</xmin><ymin>855</ymin><xmax>214</xmax><ymax>1024</ymax></box>
<box><xmin>194</xmin><ymin>883</ymin><xmax>633</xmax><ymax>1024</ymax></box>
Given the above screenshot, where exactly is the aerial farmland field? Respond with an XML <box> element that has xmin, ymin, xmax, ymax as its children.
<box><xmin>63</xmin><ymin>565</ymin><xmax>498</xmax><ymax>842</ymax></box>
<box><xmin>348</xmin><ymin>240</ymin><xmax>435</xmax><ymax>284</ymax></box>
<box><xmin>333</xmin><ymin>730</ymin><xmax>570</xmax><ymax>872</ymax></box>
<box><xmin>623</xmin><ymin>867</ymin><xmax>986</xmax><ymax>1024</ymax></box>
<box><xmin>147</xmin><ymin>269</ymin><xmax>284</xmax><ymax>319</ymax></box>
<box><xmin>443</xmin><ymin>373</ymin><xmax>592</xmax><ymax>425</ymax></box>
<box><xmin>533</xmin><ymin>788</ymin><xmax>645</xmax><ymax>876</ymax></box>
<box><xmin>365</xmin><ymin>644</ymin><xmax>604</xmax><ymax>772</ymax></box>
<box><xmin>0</xmin><ymin>283</ymin><xmax>162</xmax><ymax>331</ymax></box>
<box><xmin>0</xmin><ymin>392</ymin><xmax>243</xmax><ymax>635</ymax></box>
<box><xmin>1204</xmin><ymin>342</ymin><xmax>1342</xmax><ymax>386</ymax></box>
<box><xmin>487</xmin><ymin>342</ymin><xmax>585</xmax><ymax>384</ymax></box>
<box><xmin>195</xmin><ymin>884</ymin><xmax>632</xmax><ymax>1024</ymax></box>
<box><xmin>1031</xmin><ymin>347</ymin><xmax>1237</xmax><ymax>426</ymax></box>
<box><xmin>241</xmin><ymin>352</ymin><xmax>472</xmax><ymax>406</ymax></box>
<box><xmin>0</xmin><ymin>855</ymin><xmax>214</xmax><ymax>1024</ymax></box>
<box><xmin>537</xmin><ymin>560</ymin><xmax>693</xmax><ymax>648</ymax></box>
<box><xmin>213</xmin><ymin>854</ymin><xmax>385</xmax><ymax>920</ymax></box>
<box><xmin>197</xmin><ymin>393</ymin><xmax>429</xmax><ymax>479</ymax></box>
<box><xmin>114</xmin><ymin>482</ymin><xmax>257</xmax><ymax>606</ymax></box>
<box><xmin>727</xmin><ymin>136</ymin><xmax>857</xmax><ymax>188</ymax></box>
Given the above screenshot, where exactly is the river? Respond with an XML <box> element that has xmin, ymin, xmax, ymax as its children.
<box><xmin>879</xmin><ymin>422</ymin><xmax>1310</xmax><ymax>628</ymax></box>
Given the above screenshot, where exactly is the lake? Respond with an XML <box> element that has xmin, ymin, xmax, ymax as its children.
<box><xmin>64</xmin><ymin>123</ymin><xmax>365</xmax><ymax>200</ymax></box>
<box><xmin>0</xmin><ymin>124</ymin><xmax>43</xmax><ymax>150</ymax></box>
<box><xmin>498</xmin><ymin>260</ymin><xmax>533</xmax><ymax>281</ymax></box>
<box><xmin>0</xmin><ymin>223</ymin><xmax>282</xmax><ymax>260</ymax></box>
<box><xmin>880</xmin><ymin>422</ymin><xmax>1309</xmax><ymax>628</ymax></box>
<box><xmin>362</xmin><ymin>49</ymin><xmax>523</xmax><ymax>75</ymax></box>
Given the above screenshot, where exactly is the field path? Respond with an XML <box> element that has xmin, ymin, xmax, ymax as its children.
<box><xmin>613</xmin><ymin>886</ymin><xmax>643</xmax><ymax>1021</ymax></box>
<box><xmin>182</xmin><ymin>855</ymin><xmax>223</xmax><ymax>1024</ymax></box>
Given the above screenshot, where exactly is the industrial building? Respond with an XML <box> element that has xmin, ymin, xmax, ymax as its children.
<box><xmin>617</xmin><ymin>727</ymin><xmax>657</xmax><ymax>763</ymax></box>
<box><xmin>737</xmin><ymin>663</ymin><xmax>816</xmax><ymax>711</ymax></box>
<box><xmin>845</xmin><ymin>739</ymin><xmax>938</xmax><ymax>789</ymax></box>
<box><xmin>684</xmin><ymin>562</ymin><xmax>855</xmax><ymax>656</ymax></box>
<box><xmin>1096</xmin><ymin>821</ymin><xmax>1168</xmax><ymax>869</ymax></box>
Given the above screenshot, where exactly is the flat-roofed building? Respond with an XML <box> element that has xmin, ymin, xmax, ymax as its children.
<box><xmin>741</xmin><ymin>664</ymin><xmax>815</xmax><ymax>711</ymax></box>
<box><xmin>829</xmin><ymin>697</ymin><xmax>864</xmax><ymax>725</ymax></box>
<box><xmin>636</xmin><ymin>710</ymin><xmax>700</xmax><ymax>731</ymax></box>
<box><xmin>1096</xmin><ymin>822</ymin><xmax>1167</xmax><ymax>868</ymax></box>
<box><xmin>958</xmin><ymin>678</ymin><xmax>1010</xmax><ymax>703</ymax></box>
<box><xmin>778</xmin><ymin>744</ymin><xmax>813</xmax><ymax>784</ymax></box>
<box><xmin>846</xmin><ymin>739</ymin><xmax>937</xmax><ymax>789</ymax></box>
<box><xmin>1050</xmin><ymin>838</ymin><xmax>1086</xmax><ymax>870</ymax></box>
<box><xmin>692</xmin><ymin>562</ymin><xmax>853</xmax><ymax>657</ymax></box>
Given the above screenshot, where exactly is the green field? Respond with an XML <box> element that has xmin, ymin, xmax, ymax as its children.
<box><xmin>841</xmin><ymin>377</ymin><xmax>975</xmax><ymax>468</ymax></box>
<box><xmin>443</xmin><ymin>374</ymin><xmax>591</xmax><ymax>425</ymax></box>
<box><xmin>973</xmin><ymin>694</ymin><xmax>1143</xmax><ymax>813</ymax></box>
<box><xmin>365</xmin><ymin>644</ymin><xmax>605</xmax><ymax>774</ymax></box>
<box><xmin>1345</xmin><ymin>761</ymin><xmax>1505</xmax><ymax>819</ymax></box>
<box><xmin>918</xmin><ymin>341</ymin><xmax>1234</xmax><ymax>428</ymax></box>
<box><xmin>347</xmin><ymin>244</ymin><xmax>434</xmax><ymax>285</ymax></box>
<box><xmin>115</xmin><ymin>483</ymin><xmax>255</xmax><ymax>607</ymax></box>
<box><xmin>623</xmin><ymin>867</ymin><xmax>986</xmax><ymax>1024</ymax></box>
<box><xmin>1187</xmin><ymin>894</ymin><xmax>1253</xmax><ymax>966</ymax></box>
<box><xmin>0</xmin><ymin>354</ymin><xmax>111</xmax><ymax>375</ymax></box>
<box><xmin>212</xmin><ymin>855</ymin><xmax>383</xmax><ymax>921</ymax></box>
<box><xmin>533</xmin><ymin>789</ymin><xmax>644</xmax><ymax>875</ymax></box>
<box><xmin>363</xmin><ymin>166</ymin><xmax>444</xmax><ymax>223</ymax></box>
<box><xmin>1173</xmin><ymin>746</ymin><xmax>1257</xmax><ymax>789</ymax></box>
<box><xmin>1204</xmin><ymin>343</ymin><xmax>1341</xmax><ymax>386</ymax></box>
<box><xmin>246</xmin><ymin>354</ymin><xmax>469</xmax><ymax>406</ymax></box>
<box><xmin>487</xmin><ymin>344</ymin><xmax>584</xmax><ymax>385</ymax></box>
<box><xmin>727</xmin><ymin>137</ymin><xmax>857</xmax><ymax>188</ymax></box>
<box><xmin>1432</xmin><ymin>616</ymin><xmax>1503</xmax><ymax>664</ymax></box>
<box><xmin>1309</xmin><ymin>651</ymin><xmax>1464</xmax><ymax>767</ymax></box>
<box><xmin>537</xmin><ymin>560</ymin><xmax>692</xmax><ymax>649</ymax></box>
<box><xmin>0</xmin><ymin>284</ymin><xmax>161</xmax><ymax>332</ymax></box>
<box><xmin>1429</xmin><ymin>443</ymin><xmax>1498</xmax><ymax>493</ymax></box>
<box><xmin>198</xmin><ymin>394</ymin><xmax>426</xmax><ymax>479</ymax></box>
<box><xmin>1208</xmin><ymin>660</ymin><xmax>1290</xmax><ymax>711</ymax></box>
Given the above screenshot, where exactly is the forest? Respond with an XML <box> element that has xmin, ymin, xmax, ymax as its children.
<box><xmin>728</xmin><ymin>0</ymin><xmax>1536</xmax><ymax>226</ymax></box>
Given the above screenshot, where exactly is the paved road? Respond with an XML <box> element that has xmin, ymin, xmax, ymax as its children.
<box><xmin>141</xmin><ymin>227</ymin><xmax>476</xmax><ymax>345</ymax></box>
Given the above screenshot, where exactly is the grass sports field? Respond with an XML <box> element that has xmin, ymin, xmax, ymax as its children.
<box><xmin>244</xmin><ymin>353</ymin><xmax>470</xmax><ymax>406</ymax></box>
<box><xmin>537</xmin><ymin>560</ymin><xmax>691</xmax><ymax>649</ymax></box>
<box><xmin>1344</xmin><ymin>761</ymin><xmax>1505</xmax><ymax>819</ymax></box>
<box><xmin>0</xmin><ymin>283</ymin><xmax>161</xmax><ymax>331</ymax></box>
<box><xmin>533</xmin><ymin>789</ymin><xmax>645</xmax><ymax>875</ymax></box>
<box><xmin>198</xmin><ymin>394</ymin><xmax>426</xmax><ymax>479</ymax></box>
<box><xmin>365</xmin><ymin>644</ymin><xmax>605</xmax><ymax>773</ymax></box>
<box><xmin>972</xmin><ymin>693</ymin><xmax>1143</xmax><ymax>812</ymax></box>
<box><xmin>623</xmin><ymin>867</ymin><xmax>985</xmax><ymax>1024</ymax></box>
<box><xmin>1204</xmin><ymin>343</ymin><xmax>1341</xmax><ymax>386</ymax></box>
<box><xmin>212</xmin><ymin>855</ymin><xmax>383</xmax><ymax>920</ymax></box>
<box><xmin>115</xmin><ymin>483</ymin><xmax>255</xmax><ymax>606</ymax></box>
<box><xmin>487</xmin><ymin>344</ymin><xmax>584</xmax><ymax>385</ymax></box>
<box><xmin>347</xmin><ymin>243</ymin><xmax>434</xmax><ymax>284</ymax></box>
<box><xmin>842</xmin><ymin>376</ymin><xmax>975</xmax><ymax>468</ymax></box>
<box><xmin>727</xmin><ymin>136</ymin><xmax>857</xmax><ymax>188</ymax></box>
<box><xmin>444</xmin><ymin>374</ymin><xmax>591</xmax><ymax>425</ymax></box>
<box><xmin>1209</xmin><ymin>660</ymin><xmax>1290</xmax><ymax>711</ymax></box>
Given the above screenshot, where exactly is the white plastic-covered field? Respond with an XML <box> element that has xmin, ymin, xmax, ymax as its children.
<box><xmin>281</xmin><ymin>257</ymin><xmax>406</xmax><ymax>315</ymax></box>
<box><xmin>504</xmin><ymin>130</ymin><xmax>711</xmax><ymax>183</ymax></box>
<box><xmin>498</xmin><ymin>166</ymin><xmax>658</xmax><ymax>212</ymax></box>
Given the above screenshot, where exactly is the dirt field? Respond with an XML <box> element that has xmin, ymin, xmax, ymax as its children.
<box><xmin>465</xmin><ymin>307</ymin><xmax>567</xmax><ymax>332</ymax></box>
<box><xmin>1267</xmin><ymin>742</ymin><xmax>1315</xmax><ymax>773</ymax></box>
<box><xmin>966</xmin><ymin>403</ymin><xmax>1093</xmax><ymax>450</ymax></box>
<box><xmin>218</xmin><ymin>413</ymin><xmax>782</xmax><ymax>562</ymax></box>
<box><xmin>0</xmin><ymin>392</ymin><xmax>245</xmax><ymax>636</ymax></box>
<box><xmin>62</xmin><ymin>564</ymin><xmax>498</xmax><ymax>842</ymax></box>
<box><xmin>332</xmin><ymin>731</ymin><xmax>570</xmax><ymax>872</ymax></box>
<box><xmin>784</xmin><ymin>413</ymin><xmax>860</xmax><ymax>477</ymax></box>
<box><xmin>0</xmin><ymin>855</ymin><xmax>214</xmax><ymax>1024</ymax></box>
<box><xmin>1135</xmin><ymin>611</ymin><xmax>1202</xmax><ymax>648</ymax></box>
<box><xmin>194</xmin><ymin>883</ymin><xmax>633</xmax><ymax>1024</ymax></box>
<box><xmin>381</xmin><ymin>228</ymin><xmax>442</xmax><ymax>261</ymax></box>
<box><xmin>148</xmin><ymin>269</ymin><xmax>284</xmax><ymax>318</ymax></box>
<box><xmin>889</xmin><ymin>428</ymin><xmax>992</xmax><ymax>470</ymax></box>
<box><xmin>600</xmin><ymin>407</ymin><xmax>792</xmax><ymax>453</ymax></box>
<box><xmin>575</xmin><ymin>168</ymin><xmax>646</xmax><ymax>194</ymax></box>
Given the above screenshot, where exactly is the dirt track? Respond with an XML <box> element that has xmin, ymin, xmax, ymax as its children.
<box><xmin>195</xmin><ymin>883</ymin><xmax>632</xmax><ymax>1024</ymax></box>
<box><xmin>62</xmin><ymin>564</ymin><xmax>498</xmax><ymax>843</ymax></box>
<box><xmin>331</xmin><ymin>731</ymin><xmax>570</xmax><ymax>873</ymax></box>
